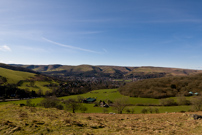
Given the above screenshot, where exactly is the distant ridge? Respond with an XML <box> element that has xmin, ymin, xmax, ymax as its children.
<box><xmin>11</xmin><ymin>64</ymin><xmax>202</xmax><ymax>79</ymax></box>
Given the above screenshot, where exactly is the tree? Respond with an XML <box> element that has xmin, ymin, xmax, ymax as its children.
<box><xmin>64</xmin><ymin>98</ymin><xmax>81</xmax><ymax>113</ymax></box>
<box><xmin>141</xmin><ymin>108</ymin><xmax>148</xmax><ymax>114</ymax></box>
<box><xmin>112</xmin><ymin>97</ymin><xmax>128</xmax><ymax>114</ymax></box>
<box><xmin>77</xmin><ymin>96</ymin><xmax>84</xmax><ymax>103</ymax></box>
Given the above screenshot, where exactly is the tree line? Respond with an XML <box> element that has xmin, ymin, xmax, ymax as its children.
<box><xmin>119</xmin><ymin>73</ymin><xmax>202</xmax><ymax>98</ymax></box>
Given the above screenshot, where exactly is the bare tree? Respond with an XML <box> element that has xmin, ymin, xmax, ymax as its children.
<box><xmin>113</xmin><ymin>97</ymin><xmax>129</xmax><ymax>114</ymax></box>
<box><xmin>191</xmin><ymin>96</ymin><xmax>202</xmax><ymax>111</ymax></box>
<box><xmin>64</xmin><ymin>98</ymin><xmax>81</xmax><ymax>113</ymax></box>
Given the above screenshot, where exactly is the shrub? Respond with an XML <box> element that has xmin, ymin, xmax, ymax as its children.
<box><xmin>141</xmin><ymin>108</ymin><xmax>148</xmax><ymax>114</ymax></box>
<box><xmin>177</xmin><ymin>96</ymin><xmax>191</xmax><ymax>105</ymax></box>
<box><xmin>80</xmin><ymin>106</ymin><xmax>88</xmax><ymax>113</ymax></box>
<box><xmin>126</xmin><ymin>108</ymin><xmax>131</xmax><ymax>114</ymax></box>
<box><xmin>191</xmin><ymin>96</ymin><xmax>202</xmax><ymax>111</ymax></box>
<box><xmin>154</xmin><ymin>108</ymin><xmax>159</xmax><ymax>113</ymax></box>
<box><xmin>148</xmin><ymin>107</ymin><xmax>153</xmax><ymax>113</ymax></box>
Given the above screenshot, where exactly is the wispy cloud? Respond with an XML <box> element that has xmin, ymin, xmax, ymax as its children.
<box><xmin>0</xmin><ymin>45</ymin><xmax>11</xmax><ymax>52</ymax></box>
<box><xmin>134</xmin><ymin>19</ymin><xmax>202</xmax><ymax>24</ymax></box>
<box><xmin>18</xmin><ymin>46</ymin><xmax>47</xmax><ymax>52</ymax></box>
<box><xmin>103</xmin><ymin>48</ymin><xmax>108</xmax><ymax>53</ymax></box>
<box><xmin>42</xmin><ymin>37</ymin><xmax>100</xmax><ymax>53</ymax></box>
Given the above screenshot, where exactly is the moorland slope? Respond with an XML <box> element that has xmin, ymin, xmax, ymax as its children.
<box><xmin>0</xmin><ymin>104</ymin><xmax>201</xmax><ymax>135</ymax></box>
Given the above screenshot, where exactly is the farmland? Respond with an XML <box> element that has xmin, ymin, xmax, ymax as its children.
<box><xmin>0</xmin><ymin>89</ymin><xmax>192</xmax><ymax>113</ymax></box>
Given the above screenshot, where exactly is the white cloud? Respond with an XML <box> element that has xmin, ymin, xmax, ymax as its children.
<box><xmin>0</xmin><ymin>45</ymin><xmax>11</xmax><ymax>52</ymax></box>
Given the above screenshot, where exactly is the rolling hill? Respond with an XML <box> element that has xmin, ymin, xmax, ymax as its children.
<box><xmin>119</xmin><ymin>73</ymin><xmax>202</xmax><ymax>99</ymax></box>
<box><xmin>14</xmin><ymin>64</ymin><xmax>202</xmax><ymax>79</ymax></box>
<box><xmin>0</xmin><ymin>67</ymin><xmax>35</xmax><ymax>84</ymax></box>
<box><xmin>0</xmin><ymin>63</ymin><xmax>59</xmax><ymax>97</ymax></box>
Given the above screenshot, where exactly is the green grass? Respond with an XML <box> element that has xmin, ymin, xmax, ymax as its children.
<box><xmin>60</xmin><ymin>89</ymin><xmax>159</xmax><ymax>105</ymax></box>
<box><xmin>0</xmin><ymin>98</ymin><xmax>44</xmax><ymax>105</ymax></box>
<box><xmin>0</xmin><ymin>67</ymin><xmax>35</xmax><ymax>83</ymax></box>
<box><xmin>18</xmin><ymin>81</ymin><xmax>53</xmax><ymax>94</ymax></box>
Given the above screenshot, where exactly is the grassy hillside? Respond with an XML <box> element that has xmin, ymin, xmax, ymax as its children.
<box><xmin>0</xmin><ymin>64</ymin><xmax>60</xmax><ymax>98</ymax></box>
<box><xmin>18</xmin><ymin>81</ymin><xmax>55</xmax><ymax>94</ymax></box>
<box><xmin>0</xmin><ymin>104</ymin><xmax>201</xmax><ymax>135</ymax></box>
<box><xmin>0</xmin><ymin>67</ymin><xmax>35</xmax><ymax>83</ymax></box>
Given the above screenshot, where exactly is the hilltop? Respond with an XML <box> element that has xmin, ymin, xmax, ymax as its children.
<box><xmin>12</xmin><ymin>64</ymin><xmax>202</xmax><ymax>79</ymax></box>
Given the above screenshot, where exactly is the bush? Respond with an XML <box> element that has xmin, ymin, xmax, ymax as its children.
<box><xmin>191</xmin><ymin>96</ymin><xmax>202</xmax><ymax>111</ymax></box>
<box><xmin>177</xmin><ymin>96</ymin><xmax>191</xmax><ymax>105</ymax></box>
<box><xmin>40</xmin><ymin>96</ymin><xmax>61</xmax><ymax>109</ymax></box>
<box><xmin>126</xmin><ymin>108</ymin><xmax>131</xmax><ymax>114</ymax></box>
<box><xmin>26</xmin><ymin>99</ymin><xmax>32</xmax><ymax>107</ymax></box>
<box><xmin>160</xmin><ymin>98</ymin><xmax>177</xmax><ymax>106</ymax></box>
<box><xmin>154</xmin><ymin>108</ymin><xmax>159</xmax><ymax>113</ymax></box>
<box><xmin>148</xmin><ymin>107</ymin><xmax>153</xmax><ymax>113</ymax></box>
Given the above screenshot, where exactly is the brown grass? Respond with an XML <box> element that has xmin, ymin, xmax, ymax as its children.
<box><xmin>1</xmin><ymin>104</ymin><xmax>202</xmax><ymax>135</ymax></box>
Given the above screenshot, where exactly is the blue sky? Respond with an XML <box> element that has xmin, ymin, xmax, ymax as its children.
<box><xmin>1</xmin><ymin>0</ymin><xmax>202</xmax><ymax>69</ymax></box>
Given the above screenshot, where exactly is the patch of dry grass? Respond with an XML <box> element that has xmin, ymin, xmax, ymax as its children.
<box><xmin>1</xmin><ymin>104</ymin><xmax>202</xmax><ymax>135</ymax></box>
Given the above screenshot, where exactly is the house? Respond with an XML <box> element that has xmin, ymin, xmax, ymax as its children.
<box><xmin>99</xmin><ymin>100</ymin><xmax>109</xmax><ymax>107</ymax></box>
<box><xmin>189</xmin><ymin>91</ymin><xmax>193</xmax><ymax>95</ymax></box>
<box><xmin>83</xmin><ymin>97</ymin><xmax>96</xmax><ymax>103</ymax></box>
<box><xmin>194</xmin><ymin>92</ymin><xmax>199</xmax><ymax>96</ymax></box>
<box><xmin>189</xmin><ymin>91</ymin><xmax>199</xmax><ymax>96</ymax></box>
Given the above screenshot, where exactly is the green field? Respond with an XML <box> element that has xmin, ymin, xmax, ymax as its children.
<box><xmin>0</xmin><ymin>89</ymin><xmax>192</xmax><ymax>114</ymax></box>
<box><xmin>0</xmin><ymin>67</ymin><xmax>35</xmax><ymax>83</ymax></box>
<box><xmin>60</xmin><ymin>89</ymin><xmax>159</xmax><ymax>105</ymax></box>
